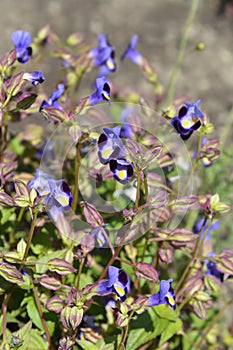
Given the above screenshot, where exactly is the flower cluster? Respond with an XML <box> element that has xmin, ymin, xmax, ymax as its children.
<box><xmin>98</xmin><ymin>126</ymin><xmax>134</xmax><ymax>183</ymax></box>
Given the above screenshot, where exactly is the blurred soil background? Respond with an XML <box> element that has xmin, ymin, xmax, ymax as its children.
<box><xmin>1</xmin><ymin>0</ymin><xmax>232</xmax><ymax>119</ymax></box>
<box><xmin>1</xmin><ymin>0</ymin><xmax>233</xmax><ymax>329</ymax></box>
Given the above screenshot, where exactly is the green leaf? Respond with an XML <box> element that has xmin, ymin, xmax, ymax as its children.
<box><xmin>11</xmin><ymin>321</ymin><xmax>32</xmax><ymax>350</ymax></box>
<box><xmin>153</xmin><ymin>304</ymin><xmax>179</xmax><ymax>321</ymax></box>
<box><xmin>76</xmin><ymin>340</ymin><xmax>99</xmax><ymax>350</ymax></box>
<box><xmin>23</xmin><ymin>329</ymin><xmax>48</xmax><ymax>350</ymax></box>
<box><xmin>96</xmin><ymin>335</ymin><xmax>121</xmax><ymax>350</ymax></box>
<box><xmin>24</xmin><ymin>296</ymin><xmax>54</xmax><ymax>335</ymax></box>
<box><xmin>159</xmin><ymin>318</ymin><xmax>182</xmax><ymax>345</ymax></box>
<box><xmin>126</xmin><ymin>308</ymin><xmax>168</xmax><ymax>350</ymax></box>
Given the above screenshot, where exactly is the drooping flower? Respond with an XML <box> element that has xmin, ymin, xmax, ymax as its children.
<box><xmin>28</xmin><ymin>169</ymin><xmax>53</xmax><ymax>196</ymax></box>
<box><xmin>89</xmin><ymin>77</ymin><xmax>111</xmax><ymax>105</ymax></box>
<box><xmin>193</xmin><ymin>216</ymin><xmax>219</xmax><ymax>241</ymax></box>
<box><xmin>45</xmin><ymin>179</ymin><xmax>73</xmax><ymax>209</ymax></box>
<box><xmin>204</xmin><ymin>253</ymin><xmax>224</xmax><ymax>282</ymax></box>
<box><xmin>97</xmin><ymin>266</ymin><xmax>131</xmax><ymax>302</ymax></box>
<box><xmin>109</xmin><ymin>158</ymin><xmax>134</xmax><ymax>184</ymax></box>
<box><xmin>91</xmin><ymin>226</ymin><xmax>107</xmax><ymax>248</ymax></box>
<box><xmin>171</xmin><ymin>100</ymin><xmax>204</xmax><ymax>140</ymax></box>
<box><xmin>121</xmin><ymin>35</ymin><xmax>143</xmax><ymax>65</ymax></box>
<box><xmin>23</xmin><ymin>70</ymin><xmax>45</xmax><ymax>86</ymax></box>
<box><xmin>98</xmin><ymin>126</ymin><xmax>125</xmax><ymax>164</ymax></box>
<box><xmin>11</xmin><ymin>30</ymin><xmax>32</xmax><ymax>63</ymax></box>
<box><xmin>40</xmin><ymin>83</ymin><xmax>65</xmax><ymax>111</ymax></box>
<box><xmin>89</xmin><ymin>34</ymin><xmax>116</xmax><ymax>75</ymax></box>
<box><xmin>148</xmin><ymin>278</ymin><xmax>176</xmax><ymax>310</ymax></box>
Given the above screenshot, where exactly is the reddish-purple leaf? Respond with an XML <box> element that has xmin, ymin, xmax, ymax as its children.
<box><xmin>136</xmin><ymin>262</ymin><xmax>159</xmax><ymax>282</ymax></box>
<box><xmin>81</xmin><ymin>201</ymin><xmax>104</xmax><ymax>227</ymax></box>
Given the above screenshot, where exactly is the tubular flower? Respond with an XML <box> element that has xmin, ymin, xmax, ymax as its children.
<box><xmin>121</xmin><ymin>35</ymin><xmax>143</xmax><ymax>65</ymax></box>
<box><xmin>204</xmin><ymin>253</ymin><xmax>224</xmax><ymax>282</ymax></box>
<box><xmin>119</xmin><ymin>107</ymin><xmax>133</xmax><ymax>139</ymax></box>
<box><xmin>91</xmin><ymin>226</ymin><xmax>107</xmax><ymax>248</ymax></box>
<box><xmin>23</xmin><ymin>70</ymin><xmax>45</xmax><ymax>86</ymax></box>
<box><xmin>148</xmin><ymin>279</ymin><xmax>176</xmax><ymax>310</ymax></box>
<box><xmin>28</xmin><ymin>169</ymin><xmax>53</xmax><ymax>196</ymax></box>
<box><xmin>97</xmin><ymin>266</ymin><xmax>131</xmax><ymax>302</ymax></box>
<box><xmin>40</xmin><ymin>83</ymin><xmax>65</xmax><ymax>111</ymax></box>
<box><xmin>89</xmin><ymin>34</ymin><xmax>116</xmax><ymax>75</ymax></box>
<box><xmin>171</xmin><ymin>100</ymin><xmax>204</xmax><ymax>140</ymax></box>
<box><xmin>109</xmin><ymin>158</ymin><xmax>134</xmax><ymax>184</ymax></box>
<box><xmin>89</xmin><ymin>77</ymin><xmax>111</xmax><ymax>105</ymax></box>
<box><xmin>193</xmin><ymin>216</ymin><xmax>219</xmax><ymax>241</ymax></box>
<box><xmin>11</xmin><ymin>30</ymin><xmax>32</xmax><ymax>63</ymax></box>
<box><xmin>29</xmin><ymin>169</ymin><xmax>72</xmax><ymax>221</ymax></box>
<box><xmin>98</xmin><ymin>126</ymin><xmax>125</xmax><ymax>165</ymax></box>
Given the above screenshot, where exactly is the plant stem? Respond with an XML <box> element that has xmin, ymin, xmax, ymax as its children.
<box><xmin>135</xmin><ymin>170</ymin><xmax>141</xmax><ymax>210</ymax></box>
<box><xmin>164</xmin><ymin>0</ymin><xmax>200</xmax><ymax>106</ymax></box>
<box><xmin>98</xmin><ymin>223</ymin><xmax>132</xmax><ymax>281</ymax></box>
<box><xmin>76</xmin><ymin>258</ymin><xmax>84</xmax><ymax>290</ymax></box>
<box><xmin>2</xmin><ymin>292</ymin><xmax>12</xmax><ymax>342</ymax></box>
<box><xmin>193</xmin><ymin>298</ymin><xmax>233</xmax><ymax>349</ymax></box>
<box><xmin>118</xmin><ymin>311</ymin><xmax>134</xmax><ymax>350</ymax></box>
<box><xmin>143</xmin><ymin>175</ymin><xmax>149</xmax><ymax>202</ymax></box>
<box><xmin>33</xmin><ymin>286</ymin><xmax>54</xmax><ymax>349</ymax></box>
<box><xmin>72</xmin><ymin>144</ymin><xmax>80</xmax><ymax>212</ymax></box>
<box><xmin>182</xmin><ymin>132</ymin><xmax>202</xmax><ymax>196</ymax></box>
<box><xmin>19</xmin><ymin>210</ymin><xmax>38</xmax><ymax>272</ymax></box>
<box><xmin>175</xmin><ymin>216</ymin><xmax>207</xmax><ymax>296</ymax></box>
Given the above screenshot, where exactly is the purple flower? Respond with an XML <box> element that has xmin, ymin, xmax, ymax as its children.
<box><xmin>90</xmin><ymin>34</ymin><xmax>116</xmax><ymax>75</ymax></box>
<box><xmin>171</xmin><ymin>100</ymin><xmax>204</xmax><ymax>140</ymax></box>
<box><xmin>204</xmin><ymin>253</ymin><xmax>224</xmax><ymax>282</ymax></box>
<box><xmin>148</xmin><ymin>279</ymin><xmax>176</xmax><ymax>310</ymax></box>
<box><xmin>89</xmin><ymin>77</ymin><xmax>111</xmax><ymax>105</ymax></box>
<box><xmin>97</xmin><ymin>266</ymin><xmax>131</xmax><ymax>302</ymax></box>
<box><xmin>40</xmin><ymin>83</ymin><xmax>65</xmax><ymax>111</ymax></box>
<box><xmin>193</xmin><ymin>137</ymin><xmax>220</xmax><ymax>167</ymax></box>
<box><xmin>193</xmin><ymin>217</ymin><xmax>219</xmax><ymax>241</ymax></box>
<box><xmin>29</xmin><ymin>169</ymin><xmax>72</xmax><ymax>221</ymax></box>
<box><xmin>98</xmin><ymin>126</ymin><xmax>125</xmax><ymax>164</ymax></box>
<box><xmin>45</xmin><ymin>179</ymin><xmax>72</xmax><ymax>209</ymax></box>
<box><xmin>28</xmin><ymin>169</ymin><xmax>53</xmax><ymax>196</ymax></box>
<box><xmin>121</xmin><ymin>35</ymin><xmax>143</xmax><ymax>65</ymax></box>
<box><xmin>91</xmin><ymin>226</ymin><xmax>107</xmax><ymax>248</ymax></box>
<box><xmin>109</xmin><ymin>158</ymin><xmax>134</xmax><ymax>184</ymax></box>
<box><xmin>11</xmin><ymin>30</ymin><xmax>32</xmax><ymax>63</ymax></box>
<box><xmin>23</xmin><ymin>70</ymin><xmax>45</xmax><ymax>86</ymax></box>
<box><xmin>119</xmin><ymin>107</ymin><xmax>133</xmax><ymax>139</ymax></box>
